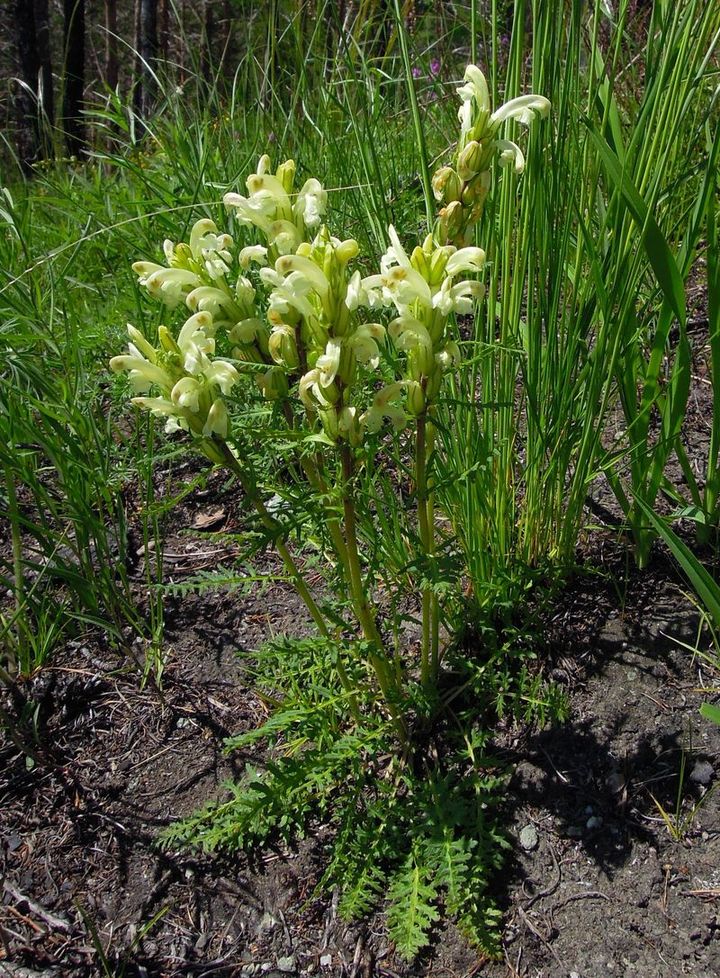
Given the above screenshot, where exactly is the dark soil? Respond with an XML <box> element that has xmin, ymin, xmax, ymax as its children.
<box><xmin>2</xmin><ymin>340</ymin><xmax>720</xmax><ymax>977</ymax></box>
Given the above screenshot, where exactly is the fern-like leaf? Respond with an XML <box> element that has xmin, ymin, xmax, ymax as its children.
<box><xmin>425</xmin><ymin>833</ymin><xmax>473</xmax><ymax>916</ymax></box>
<box><xmin>386</xmin><ymin>852</ymin><xmax>440</xmax><ymax>960</ymax></box>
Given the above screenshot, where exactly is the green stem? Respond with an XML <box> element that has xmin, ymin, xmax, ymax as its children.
<box><xmin>393</xmin><ymin>0</ymin><xmax>434</xmax><ymax>232</ymax></box>
<box><xmin>219</xmin><ymin>442</ymin><xmax>329</xmax><ymax>634</ymax></box>
<box><xmin>219</xmin><ymin>442</ymin><xmax>361</xmax><ymax>722</ymax></box>
<box><xmin>281</xmin><ymin>401</ymin><xmax>353</xmax><ymax>589</ymax></box>
<box><xmin>4</xmin><ymin>463</ymin><xmax>25</xmax><ymax>675</ymax></box>
<box><xmin>416</xmin><ymin>416</ymin><xmax>430</xmax><ymax>685</ymax></box>
<box><xmin>340</xmin><ymin>446</ymin><xmax>407</xmax><ymax>741</ymax></box>
<box><xmin>416</xmin><ymin>413</ymin><xmax>438</xmax><ymax>689</ymax></box>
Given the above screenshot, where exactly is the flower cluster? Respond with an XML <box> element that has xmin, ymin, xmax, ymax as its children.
<box><xmin>224</xmin><ymin>155</ymin><xmax>327</xmax><ymax>264</ymax></box>
<box><xmin>361</xmin><ymin>226</ymin><xmax>485</xmax><ymax>415</ymax></box>
<box><xmin>111</xmin><ymin>66</ymin><xmax>550</xmax><ymax>456</ymax></box>
<box><xmin>133</xmin><ymin>218</ymin><xmax>235</xmax><ymax>309</ymax></box>
<box><xmin>260</xmin><ymin>227</ymin><xmax>398</xmax><ymax>445</ymax></box>
<box><xmin>109</xmin><ymin>312</ymin><xmax>239</xmax><ymax>458</ymax></box>
<box><xmin>433</xmin><ymin>65</ymin><xmax>550</xmax><ymax>245</ymax></box>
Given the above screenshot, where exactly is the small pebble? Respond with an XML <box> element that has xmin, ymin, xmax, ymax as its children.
<box><xmin>258</xmin><ymin>911</ymin><xmax>277</xmax><ymax>932</ymax></box>
<box><xmin>586</xmin><ymin>815</ymin><xmax>603</xmax><ymax>830</ymax></box>
<box><xmin>277</xmin><ymin>957</ymin><xmax>296</xmax><ymax>973</ymax></box>
<box><xmin>567</xmin><ymin>825</ymin><xmax>583</xmax><ymax>838</ymax></box>
<box><xmin>519</xmin><ymin>824</ymin><xmax>539</xmax><ymax>851</ymax></box>
<box><xmin>320</xmin><ymin>955</ymin><xmax>332</xmax><ymax>968</ymax></box>
<box><xmin>690</xmin><ymin>760</ymin><xmax>714</xmax><ymax>786</ymax></box>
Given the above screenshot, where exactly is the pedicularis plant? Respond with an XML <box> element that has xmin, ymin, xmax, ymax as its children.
<box><xmin>111</xmin><ymin>66</ymin><xmax>550</xmax><ymax>957</ymax></box>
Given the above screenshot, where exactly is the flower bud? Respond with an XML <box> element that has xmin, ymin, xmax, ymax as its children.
<box><xmin>232</xmin><ymin>345</ymin><xmax>264</xmax><ymax>364</ymax></box>
<box><xmin>338</xmin><ymin>342</ymin><xmax>356</xmax><ymax>386</ymax></box>
<box><xmin>431</xmin><ymin>166</ymin><xmax>462</xmax><ymax>203</ymax></box>
<box><xmin>276</xmin><ymin>159</ymin><xmax>296</xmax><ymax>194</ymax></box>
<box><xmin>200</xmin><ymin>439</ymin><xmax>227</xmax><ymax>465</ymax></box>
<box><xmin>406</xmin><ymin>381</ymin><xmax>425</xmax><ymax>417</ymax></box>
<box><xmin>410</xmin><ymin>245</ymin><xmax>429</xmax><ymax>279</ymax></box>
<box><xmin>429</xmin><ymin>248</ymin><xmax>450</xmax><ymax>286</ymax></box>
<box><xmin>203</xmin><ymin>399</ymin><xmax>229</xmax><ymax>438</ymax></box>
<box><xmin>338</xmin><ymin>406</ymin><xmax>364</xmax><ymax>447</ymax></box>
<box><xmin>470</xmin><ymin>106</ymin><xmax>490</xmax><ymax>141</ymax></box>
<box><xmin>425</xmin><ymin>370</ymin><xmax>442</xmax><ymax>402</ymax></box>
<box><xmin>319</xmin><ymin>406</ymin><xmax>339</xmax><ymax>441</ymax></box>
<box><xmin>408</xmin><ymin>341</ymin><xmax>434</xmax><ymax>379</ymax></box>
<box><xmin>158</xmin><ymin>325</ymin><xmax>180</xmax><ymax>354</ymax></box>
<box><xmin>268</xmin><ymin>325</ymin><xmax>300</xmax><ymax>370</ymax></box>
<box><xmin>257</xmin><ymin>366</ymin><xmax>289</xmax><ymax>400</ymax></box>
<box><xmin>335</xmin><ymin>238</ymin><xmax>359</xmax><ymax>266</ymax></box>
<box><xmin>457</xmin><ymin>140</ymin><xmax>483</xmax><ymax>181</ymax></box>
<box><xmin>172</xmin><ymin>243</ymin><xmax>193</xmax><ymax>268</ymax></box>
<box><xmin>442</xmin><ymin>200</ymin><xmax>465</xmax><ymax>242</ymax></box>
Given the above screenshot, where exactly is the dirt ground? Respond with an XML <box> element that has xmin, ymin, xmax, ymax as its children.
<box><xmin>2</xmin><ymin>331</ymin><xmax>720</xmax><ymax>977</ymax></box>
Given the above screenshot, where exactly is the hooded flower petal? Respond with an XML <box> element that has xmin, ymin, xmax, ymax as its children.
<box><xmin>445</xmin><ymin>246</ymin><xmax>486</xmax><ymax>277</ymax></box>
<box><xmin>294</xmin><ymin>178</ymin><xmax>327</xmax><ymax>228</ymax></box>
<box><xmin>109</xmin><ymin>354</ymin><xmax>171</xmax><ymax>393</ymax></box>
<box><xmin>495</xmin><ymin>138</ymin><xmax>525</xmax><ymax>173</ymax></box>
<box><xmin>205</xmin><ymin>360</ymin><xmax>240</xmax><ymax>395</ymax></box>
<box><xmin>171</xmin><ymin>376</ymin><xmax>202</xmax><ymax>412</ymax></box>
<box><xmin>203</xmin><ymin>399</ymin><xmax>229</xmax><ymax>438</ymax></box>
<box><xmin>316</xmin><ymin>338</ymin><xmax>342</xmax><ymax>387</ymax></box>
<box><xmin>490</xmin><ymin>93</ymin><xmax>551</xmax><ymax>127</ymax></box>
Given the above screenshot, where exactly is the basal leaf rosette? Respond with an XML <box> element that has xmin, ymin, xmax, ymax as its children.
<box><xmin>109</xmin><ymin>311</ymin><xmax>240</xmax><ymax>463</ymax></box>
<box><xmin>433</xmin><ymin>65</ymin><xmax>550</xmax><ymax>245</ymax></box>
<box><xmin>361</xmin><ymin>227</ymin><xmax>485</xmax><ymax>415</ymax></box>
<box><xmin>224</xmin><ymin>155</ymin><xmax>328</xmax><ymax>265</ymax></box>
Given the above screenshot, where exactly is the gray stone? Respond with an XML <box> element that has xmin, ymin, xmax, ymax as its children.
<box><xmin>586</xmin><ymin>815</ymin><xmax>603</xmax><ymax>830</ymax></box>
<box><xmin>276</xmin><ymin>957</ymin><xmax>296</xmax><ymax>974</ymax></box>
<box><xmin>690</xmin><ymin>760</ymin><xmax>714</xmax><ymax>785</ymax></box>
<box><xmin>519</xmin><ymin>824</ymin><xmax>539</xmax><ymax>851</ymax></box>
